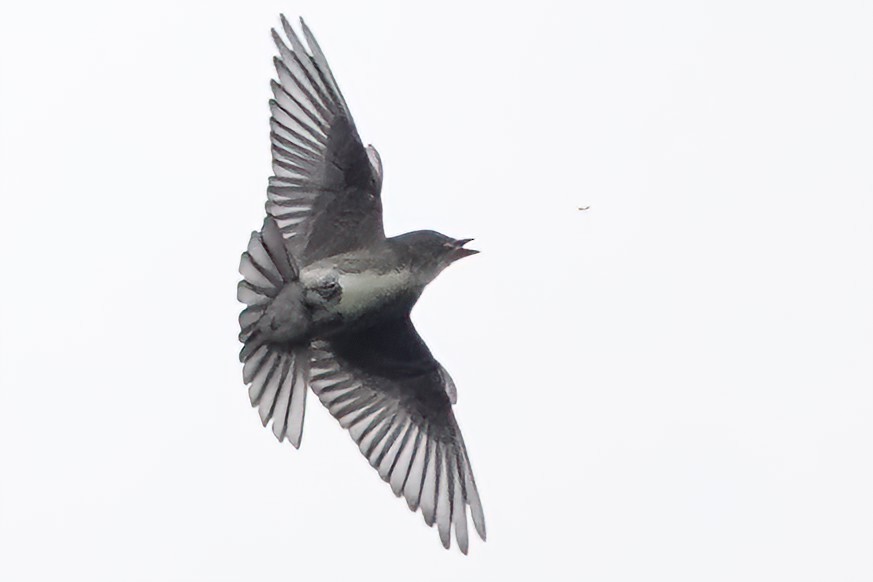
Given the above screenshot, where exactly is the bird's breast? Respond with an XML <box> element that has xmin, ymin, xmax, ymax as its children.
<box><xmin>300</xmin><ymin>264</ymin><xmax>416</xmax><ymax>321</ymax></box>
<box><xmin>335</xmin><ymin>269</ymin><xmax>415</xmax><ymax>318</ymax></box>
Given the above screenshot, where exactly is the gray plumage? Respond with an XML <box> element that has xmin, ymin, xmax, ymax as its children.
<box><xmin>237</xmin><ymin>16</ymin><xmax>485</xmax><ymax>553</ymax></box>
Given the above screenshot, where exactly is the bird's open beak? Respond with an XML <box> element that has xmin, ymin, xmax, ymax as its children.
<box><xmin>451</xmin><ymin>238</ymin><xmax>479</xmax><ymax>260</ymax></box>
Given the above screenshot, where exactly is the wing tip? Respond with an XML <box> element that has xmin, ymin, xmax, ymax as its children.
<box><xmin>473</xmin><ymin>509</ymin><xmax>487</xmax><ymax>541</ymax></box>
<box><xmin>299</xmin><ymin>16</ymin><xmax>312</xmax><ymax>36</ymax></box>
<box><xmin>279</xmin><ymin>14</ymin><xmax>303</xmax><ymax>50</ymax></box>
<box><xmin>469</xmin><ymin>489</ymin><xmax>486</xmax><ymax>541</ymax></box>
<box><xmin>440</xmin><ymin>531</ymin><xmax>450</xmax><ymax>550</ymax></box>
<box><xmin>456</xmin><ymin>523</ymin><xmax>470</xmax><ymax>554</ymax></box>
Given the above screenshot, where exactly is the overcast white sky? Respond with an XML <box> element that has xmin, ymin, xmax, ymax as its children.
<box><xmin>1</xmin><ymin>1</ymin><xmax>872</xmax><ymax>580</ymax></box>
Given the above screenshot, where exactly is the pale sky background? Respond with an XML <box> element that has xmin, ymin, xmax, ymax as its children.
<box><xmin>1</xmin><ymin>1</ymin><xmax>872</xmax><ymax>580</ymax></box>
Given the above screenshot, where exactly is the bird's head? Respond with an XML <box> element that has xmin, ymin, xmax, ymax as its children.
<box><xmin>394</xmin><ymin>230</ymin><xmax>479</xmax><ymax>282</ymax></box>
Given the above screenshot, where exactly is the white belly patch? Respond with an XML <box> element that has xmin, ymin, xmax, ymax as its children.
<box><xmin>335</xmin><ymin>270</ymin><xmax>411</xmax><ymax>317</ymax></box>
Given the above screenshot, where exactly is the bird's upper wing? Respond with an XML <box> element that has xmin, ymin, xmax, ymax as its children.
<box><xmin>308</xmin><ymin>317</ymin><xmax>486</xmax><ymax>553</ymax></box>
<box><xmin>267</xmin><ymin>16</ymin><xmax>384</xmax><ymax>265</ymax></box>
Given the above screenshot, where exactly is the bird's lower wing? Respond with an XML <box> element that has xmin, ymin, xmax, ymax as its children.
<box><xmin>308</xmin><ymin>318</ymin><xmax>485</xmax><ymax>553</ymax></box>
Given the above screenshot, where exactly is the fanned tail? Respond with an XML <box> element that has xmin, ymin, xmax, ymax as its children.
<box><xmin>238</xmin><ymin>218</ymin><xmax>310</xmax><ymax>448</ymax></box>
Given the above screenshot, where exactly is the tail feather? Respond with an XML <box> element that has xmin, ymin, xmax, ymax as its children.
<box><xmin>270</xmin><ymin>346</ymin><xmax>309</xmax><ymax>446</ymax></box>
<box><xmin>238</xmin><ymin>217</ymin><xmax>309</xmax><ymax>448</ymax></box>
<box><xmin>237</xmin><ymin>217</ymin><xmax>297</xmax><ymax>307</ymax></box>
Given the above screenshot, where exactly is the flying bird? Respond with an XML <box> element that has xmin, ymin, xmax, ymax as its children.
<box><xmin>237</xmin><ymin>16</ymin><xmax>485</xmax><ymax>553</ymax></box>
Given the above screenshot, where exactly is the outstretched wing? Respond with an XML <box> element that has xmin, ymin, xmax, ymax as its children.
<box><xmin>308</xmin><ymin>317</ymin><xmax>486</xmax><ymax>553</ymax></box>
<box><xmin>267</xmin><ymin>16</ymin><xmax>384</xmax><ymax>265</ymax></box>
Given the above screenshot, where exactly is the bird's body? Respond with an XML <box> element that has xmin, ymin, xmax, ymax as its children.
<box><xmin>254</xmin><ymin>233</ymin><xmax>475</xmax><ymax>343</ymax></box>
<box><xmin>308</xmin><ymin>262</ymin><xmax>414</xmax><ymax>319</ymax></box>
<box><xmin>301</xmin><ymin>242</ymin><xmax>420</xmax><ymax>322</ymax></box>
<box><xmin>237</xmin><ymin>16</ymin><xmax>485</xmax><ymax>553</ymax></box>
